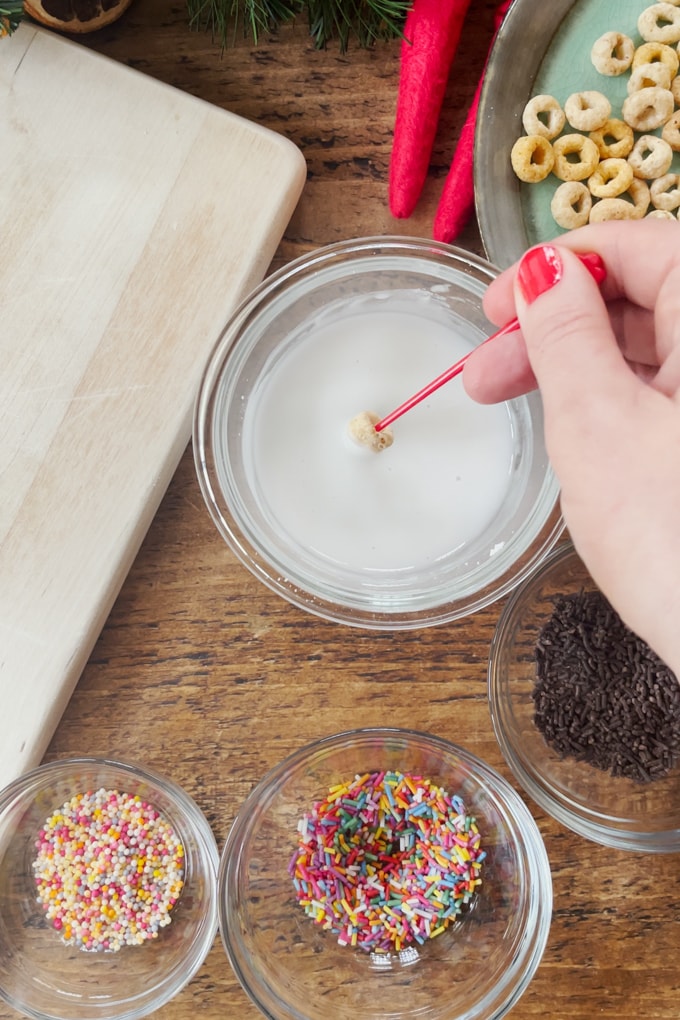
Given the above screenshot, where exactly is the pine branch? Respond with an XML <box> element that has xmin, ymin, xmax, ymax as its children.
<box><xmin>188</xmin><ymin>0</ymin><xmax>302</xmax><ymax>46</ymax></box>
<box><xmin>306</xmin><ymin>0</ymin><xmax>412</xmax><ymax>50</ymax></box>
<box><xmin>187</xmin><ymin>0</ymin><xmax>412</xmax><ymax>51</ymax></box>
<box><xmin>0</xmin><ymin>0</ymin><xmax>24</xmax><ymax>36</ymax></box>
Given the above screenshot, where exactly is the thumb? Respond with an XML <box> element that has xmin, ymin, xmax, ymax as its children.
<box><xmin>513</xmin><ymin>244</ymin><xmax>636</xmax><ymax>425</ymax></box>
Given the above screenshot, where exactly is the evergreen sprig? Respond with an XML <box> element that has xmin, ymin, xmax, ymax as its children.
<box><xmin>187</xmin><ymin>0</ymin><xmax>412</xmax><ymax>51</ymax></box>
<box><xmin>0</xmin><ymin>0</ymin><xmax>24</xmax><ymax>35</ymax></box>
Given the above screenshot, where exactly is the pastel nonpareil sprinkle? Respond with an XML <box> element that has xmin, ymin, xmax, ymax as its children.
<box><xmin>289</xmin><ymin>770</ymin><xmax>485</xmax><ymax>953</ymax></box>
<box><xmin>33</xmin><ymin>788</ymin><xmax>185</xmax><ymax>952</ymax></box>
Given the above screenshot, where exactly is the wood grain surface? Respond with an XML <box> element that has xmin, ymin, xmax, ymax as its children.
<box><xmin>4</xmin><ymin>1</ymin><xmax>678</xmax><ymax>1018</ymax></box>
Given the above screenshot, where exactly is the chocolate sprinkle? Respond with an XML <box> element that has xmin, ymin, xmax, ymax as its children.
<box><xmin>533</xmin><ymin>591</ymin><xmax>680</xmax><ymax>783</ymax></box>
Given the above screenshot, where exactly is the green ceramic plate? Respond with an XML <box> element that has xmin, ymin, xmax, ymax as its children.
<box><xmin>475</xmin><ymin>0</ymin><xmax>679</xmax><ymax>268</ymax></box>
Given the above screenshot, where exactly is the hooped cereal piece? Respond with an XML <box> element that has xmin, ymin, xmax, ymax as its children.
<box><xmin>662</xmin><ymin>109</ymin><xmax>680</xmax><ymax>149</ymax></box>
<box><xmin>591</xmin><ymin>31</ymin><xmax>635</xmax><ymax>75</ymax></box>
<box><xmin>589</xmin><ymin>198</ymin><xmax>638</xmax><ymax>222</ymax></box>
<box><xmin>588</xmin><ymin>158</ymin><xmax>634</xmax><ymax>198</ymax></box>
<box><xmin>638</xmin><ymin>3</ymin><xmax>680</xmax><ymax>43</ymax></box>
<box><xmin>671</xmin><ymin>75</ymin><xmax>680</xmax><ymax>105</ymax></box>
<box><xmin>510</xmin><ymin>134</ymin><xmax>555</xmax><ymax>182</ymax></box>
<box><xmin>589</xmin><ymin>179</ymin><xmax>650</xmax><ymax>222</ymax></box>
<box><xmin>589</xmin><ymin>118</ymin><xmax>635</xmax><ymax>159</ymax></box>
<box><xmin>552</xmin><ymin>134</ymin><xmax>600</xmax><ymax>181</ymax></box>
<box><xmin>622</xmin><ymin>86</ymin><xmax>674</xmax><ymax>131</ymax></box>
<box><xmin>347</xmin><ymin>411</ymin><xmax>393</xmax><ymax>452</ymax></box>
<box><xmin>628</xmin><ymin>134</ymin><xmax>673</xmax><ymax>178</ymax></box>
<box><xmin>521</xmin><ymin>94</ymin><xmax>566</xmax><ymax>139</ymax></box>
<box><xmin>550</xmin><ymin>181</ymin><xmax>592</xmax><ymax>229</ymax></box>
<box><xmin>646</xmin><ymin>208</ymin><xmax>677</xmax><ymax>218</ymax></box>
<box><xmin>627</xmin><ymin>177</ymin><xmax>652</xmax><ymax>216</ymax></box>
<box><xmin>627</xmin><ymin>60</ymin><xmax>673</xmax><ymax>92</ymax></box>
<box><xmin>632</xmin><ymin>41</ymin><xmax>679</xmax><ymax>77</ymax></box>
<box><xmin>564</xmin><ymin>90</ymin><xmax>611</xmax><ymax>131</ymax></box>
<box><xmin>650</xmin><ymin>172</ymin><xmax>680</xmax><ymax>210</ymax></box>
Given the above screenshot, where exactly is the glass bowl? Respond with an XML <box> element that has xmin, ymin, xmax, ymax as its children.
<box><xmin>0</xmin><ymin>757</ymin><xmax>219</xmax><ymax>1020</ymax></box>
<box><xmin>489</xmin><ymin>541</ymin><xmax>680</xmax><ymax>852</ymax></box>
<box><xmin>218</xmin><ymin>727</ymin><xmax>552</xmax><ymax>1020</ymax></box>
<box><xmin>193</xmin><ymin>236</ymin><xmax>562</xmax><ymax>630</ymax></box>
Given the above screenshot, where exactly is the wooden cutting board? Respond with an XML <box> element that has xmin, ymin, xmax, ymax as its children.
<box><xmin>0</xmin><ymin>25</ymin><xmax>306</xmax><ymax>789</ymax></box>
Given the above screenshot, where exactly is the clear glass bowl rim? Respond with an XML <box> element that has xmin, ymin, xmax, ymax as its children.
<box><xmin>193</xmin><ymin>235</ymin><xmax>564</xmax><ymax>631</ymax></box>
<box><xmin>217</xmin><ymin>726</ymin><xmax>553</xmax><ymax>1020</ymax></box>
<box><xmin>488</xmin><ymin>541</ymin><xmax>680</xmax><ymax>853</ymax></box>
<box><xmin>0</xmin><ymin>756</ymin><xmax>220</xmax><ymax>1020</ymax></box>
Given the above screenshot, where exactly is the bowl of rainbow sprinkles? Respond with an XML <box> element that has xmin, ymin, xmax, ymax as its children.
<box><xmin>0</xmin><ymin>757</ymin><xmax>218</xmax><ymax>1020</ymax></box>
<box><xmin>218</xmin><ymin>727</ymin><xmax>552</xmax><ymax>1020</ymax></box>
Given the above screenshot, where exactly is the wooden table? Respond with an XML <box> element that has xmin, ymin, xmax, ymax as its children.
<box><xmin>9</xmin><ymin>2</ymin><xmax>678</xmax><ymax>1018</ymax></box>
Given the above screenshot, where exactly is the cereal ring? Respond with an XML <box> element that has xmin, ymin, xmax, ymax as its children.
<box><xmin>628</xmin><ymin>134</ymin><xmax>673</xmax><ymax>178</ymax></box>
<box><xmin>590</xmin><ymin>198</ymin><xmax>638</xmax><ymax>222</ymax></box>
<box><xmin>670</xmin><ymin>75</ymin><xmax>680</xmax><ymax>105</ymax></box>
<box><xmin>550</xmin><ymin>181</ymin><xmax>592</xmax><ymax>229</ymax></box>
<box><xmin>627</xmin><ymin>60</ymin><xmax>673</xmax><ymax>92</ymax></box>
<box><xmin>628</xmin><ymin>177</ymin><xmax>652</xmax><ymax>216</ymax></box>
<box><xmin>646</xmin><ymin>208</ymin><xmax>677</xmax><ymax>218</ymax></box>
<box><xmin>552</xmin><ymin>134</ymin><xmax>600</xmax><ymax>181</ymax></box>
<box><xmin>588</xmin><ymin>158</ymin><xmax>634</xmax><ymax>198</ymax></box>
<box><xmin>622</xmin><ymin>86</ymin><xmax>674</xmax><ymax>131</ymax></box>
<box><xmin>522</xmin><ymin>95</ymin><xmax>566</xmax><ymax>139</ymax></box>
<box><xmin>638</xmin><ymin>3</ymin><xmax>680</xmax><ymax>43</ymax></box>
<box><xmin>591</xmin><ymin>31</ymin><xmax>635</xmax><ymax>75</ymax></box>
<box><xmin>590</xmin><ymin>179</ymin><xmax>650</xmax><ymax>222</ymax></box>
<box><xmin>510</xmin><ymin>134</ymin><xmax>554</xmax><ymax>182</ymax></box>
<box><xmin>589</xmin><ymin>118</ymin><xmax>635</xmax><ymax>159</ymax></box>
<box><xmin>662</xmin><ymin>108</ymin><xmax>680</xmax><ymax>148</ymax></box>
<box><xmin>632</xmin><ymin>41</ymin><xmax>679</xmax><ymax>76</ymax></box>
<box><xmin>564</xmin><ymin>90</ymin><xmax>612</xmax><ymax>131</ymax></box>
<box><xmin>650</xmin><ymin>172</ymin><xmax>680</xmax><ymax>209</ymax></box>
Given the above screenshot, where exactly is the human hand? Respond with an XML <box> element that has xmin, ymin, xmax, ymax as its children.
<box><xmin>463</xmin><ymin>221</ymin><xmax>680</xmax><ymax>674</ymax></box>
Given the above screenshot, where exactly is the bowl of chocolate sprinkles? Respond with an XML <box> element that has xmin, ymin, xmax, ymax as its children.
<box><xmin>218</xmin><ymin>728</ymin><xmax>552</xmax><ymax>1020</ymax></box>
<box><xmin>489</xmin><ymin>542</ymin><xmax>680</xmax><ymax>853</ymax></box>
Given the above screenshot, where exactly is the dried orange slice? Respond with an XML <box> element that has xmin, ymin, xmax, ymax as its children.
<box><xmin>23</xmin><ymin>0</ymin><xmax>133</xmax><ymax>32</ymax></box>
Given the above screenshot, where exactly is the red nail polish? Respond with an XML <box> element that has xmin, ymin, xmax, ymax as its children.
<box><xmin>578</xmin><ymin>251</ymin><xmax>606</xmax><ymax>284</ymax></box>
<box><xmin>516</xmin><ymin>245</ymin><xmax>563</xmax><ymax>304</ymax></box>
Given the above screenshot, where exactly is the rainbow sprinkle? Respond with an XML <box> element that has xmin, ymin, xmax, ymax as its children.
<box><xmin>289</xmin><ymin>771</ymin><xmax>485</xmax><ymax>953</ymax></box>
<box><xmin>32</xmin><ymin>788</ymin><xmax>185</xmax><ymax>952</ymax></box>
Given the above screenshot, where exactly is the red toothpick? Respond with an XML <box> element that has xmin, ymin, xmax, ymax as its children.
<box><xmin>374</xmin><ymin>252</ymin><xmax>606</xmax><ymax>433</ymax></box>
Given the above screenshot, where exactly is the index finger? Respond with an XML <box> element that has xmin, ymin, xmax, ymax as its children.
<box><xmin>483</xmin><ymin>219</ymin><xmax>680</xmax><ymax>327</ymax></box>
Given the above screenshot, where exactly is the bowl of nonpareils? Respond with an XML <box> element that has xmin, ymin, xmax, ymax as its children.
<box><xmin>0</xmin><ymin>757</ymin><xmax>219</xmax><ymax>1020</ymax></box>
<box><xmin>218</xmin><ymin>727</ymin><xmax>552</xmax><ymax>1020</ymax></box>
<box><xmin>489</xmin><ymin>541</ymin><xmax>680</xmax><ymax>853</ymax></box>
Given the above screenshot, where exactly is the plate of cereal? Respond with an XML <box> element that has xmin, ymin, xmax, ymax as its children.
<box><xmin>475</xmin><ymin>0</ymin><xmax>680</xmax><ymax>267</ymax></box>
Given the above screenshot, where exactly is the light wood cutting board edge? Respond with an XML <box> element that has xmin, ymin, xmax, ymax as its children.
<box><xmin>1</xmin><ymin>25</ymin><xmax>308</xmax><ymax>788</ymax></box>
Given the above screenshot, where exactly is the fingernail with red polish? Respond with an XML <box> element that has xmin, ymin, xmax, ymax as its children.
<box><xmin>516</xmin><ymin>244</ymin><xmax>563</xmax><ymax>304</ymax></box>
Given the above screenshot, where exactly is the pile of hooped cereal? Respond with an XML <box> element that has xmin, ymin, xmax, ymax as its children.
<box><xmin>33</xmin><ymin>788</ymin><xmax>185</xmax><ymax>952</ymax></box>
<box><xmin>511</xmin><ymin>2</ymin><xmax>680</xmax><ymax>228</ymax></box>
<box><xmin>289</xmin><ymin>770</ymin><xmax>485</xmax><ymax>954</ymax></box>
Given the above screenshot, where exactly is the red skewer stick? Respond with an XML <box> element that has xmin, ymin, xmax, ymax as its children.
<box><xmin>374</xmin><ymin>252</ymin><xmax>606</xmax><ymax>433</ymax></box>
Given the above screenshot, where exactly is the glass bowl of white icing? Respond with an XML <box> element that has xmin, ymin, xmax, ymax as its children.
<box><xmin>193</xmin><ymin>237</ymin><xmax>562</xmax><ymax>629</ymax></box>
